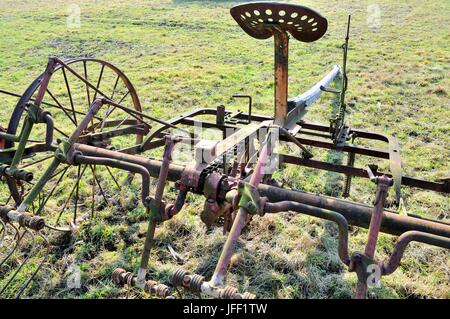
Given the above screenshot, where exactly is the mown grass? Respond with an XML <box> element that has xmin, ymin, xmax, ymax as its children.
<box><xmin>0</xmin><ymin>0</ymin><xmax>449</xmax><ymax>298</ymax></box>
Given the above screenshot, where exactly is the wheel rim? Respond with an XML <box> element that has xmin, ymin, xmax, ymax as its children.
<box><xmin>3</xmin><ymin>58</ymin><xmax>145</xmax><ymax>230</ymax></box>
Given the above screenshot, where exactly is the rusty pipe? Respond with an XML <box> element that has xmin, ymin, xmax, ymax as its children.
<box><xmin>73</xmin><ymin>143</ymin><xmax>184</xmax><ymax>181</ymax></box>
<box><xmin>43</xmin><ymin>113</ymin><xmax>54</xmax><ymax>150</ymax></box>
<box><xmin>72</xmin><ymin>143</ymin><xmax>450</xmax><ymax>238</ymax></box>
<box><xmin>257</xmin><ymin>184</ymin><xmax>450</xmax><ymax>238</ymax></box>
<box><xmin>264</xmin><ymin>201</ymin><xmax>350</xmax><ymax>265</ymax></box>
<box><xmin>73</xmin><ymin>154</ymin><xmax>150</xmax><ymax>202</ymax></box>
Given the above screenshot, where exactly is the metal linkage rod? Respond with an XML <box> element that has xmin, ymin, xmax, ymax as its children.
<box><xmin>257</xmin><ymin>184</ymin><xmax>450</xmax><ymax>238</ymax></box>
<box><xmin>209</xmin><ymin>131</ymin><xmax>274</xmax><ymax>289</ymax></box>
<box><xmin>73</xmin><ymin>154</ymin><xmax>150</xmax><ymax>203</ymax></box>
<box><xmin>352</xmin><ymin>174</ymin><xmax>392</xmax><ymax>299</ymax></box>
<box><xmin>137</xmin><ymin>136</ymin><xmax>179</xmax><ymax>284</ymax></box>
<box><xmin>380</xmin><ymin>231</ymin><xmax>450</xmax><ymax>276</ymax></box>
<box><xmin>264</xmin><ymin>201</ymin><xmax>350</xmax><ymax>265</ymax></box>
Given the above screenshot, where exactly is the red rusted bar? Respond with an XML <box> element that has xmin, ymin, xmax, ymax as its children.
<box><xmin>210</xmin><ymin>139</ymin><xmax>272</xmax><ymax>286</ymax></box>
<box><xmin>73</xmin><ymin>143</ymin><xmax>185</xmax><ymax>181</ymax></box>
<box><xmin>138</xmin><ymin>136</ymin><xmax>180</xmax><ymax>284</ymax></box>
<box><xmin>354</xmin><ymin>174</ymin><xmax>392</xmax><ymax>299</ymax></box>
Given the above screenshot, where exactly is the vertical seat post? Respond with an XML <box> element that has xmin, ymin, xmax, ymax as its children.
<box><xmin>230</xmin><ymin>3</ymin><xmax>328</xmax><ymax>127</ymax></box>
<box><xmin>273</xmin><ymin>27</ymin><xmax>289</xmax><ymax>126</ymax></box>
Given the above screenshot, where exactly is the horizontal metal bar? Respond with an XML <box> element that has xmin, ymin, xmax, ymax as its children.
<box><xmin>257</xmin><ymin>183</ymin><xmax>450</xmax><ymax>238</ymax></box>
<box><xmin>179</xmin><ymin>116</ymin><xmax>390</xmax><ymax>159</ymax></box>
<box><xmin>279</xmin><ymin>154</ymin><xmax>448</xmax><ymax>193</ymax></box>
<box><xmin>285</xmin><ymin>65</ymin><xmax>342</xmax><ymax>130</ymax></box>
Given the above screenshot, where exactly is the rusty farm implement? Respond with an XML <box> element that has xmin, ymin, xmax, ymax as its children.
<box><xmin>0</xmin><ymin>2</ymin><xmax>449</xmax><ymax>299</ymax></box>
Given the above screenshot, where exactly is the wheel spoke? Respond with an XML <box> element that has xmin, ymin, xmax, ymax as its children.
<box><xmin>61</xmin><ymin>68</ymin><xmax>78</xmax><ymax>125</ymax></box>
<box><xmin>53</xmin><ymin>125</ymin><xmax>70</xmax><ymax>138</ymax></box>
<box><xmin>19</xmin><ymin>155</ymin><xmax>53</xmax><ymax>169</ymax></box>
<box><xmin>45</xmin><ymin>89</ymin><xmax>77</xmax><ymax>126</ymax></box>
<box><xmin>111</xmin><ymin>75</ymin><xmax>120</xmax><ymax>100</ymax></box>
<box><xmin>113</xmin><ymin>116</ymin><xmax>130</xmax><ymax>130</ymax></box>
<box><xmin>36</xmin><ymin>166</ymin><xmax>69</xmax><ymax>216</ymax></box>
<box><xmin>104</xmin><ymin>166</ymin><xmax>121</xmax><ymax>191</ymax></box>
<box><xmin>55</xmin><ymin>165</ymin><xmax>88</xmax><ymax>225</ymax></box>
<box><xmin>73</xmin><ymin>165</ymin><xmax>81</xmax><ymax>224</ymax></box>
<box><xmin>118</xmin><ymin>90</ymin><xmax>130</xmax><ymax>104</ymax></box>
<box><xmin>83</xmin><ymin>60</ymin><xmax>91</xmax><ymax>106</ymax></box>
<box><xmin>89</xmin><ymin>164</ymin><xmax>108</xmax><ymax>205</ymax></box>
<box><xmin>43</xmin><ymin>92</ymin><xmax>102</xmax><ymax>121</ymax></box>
<box><xmin>97</xmin><ymin>105</ymin><xmax>116</xmax><ymax>132</ymax></box>
<box><xmin>4</xmin><ymin>195</ymin><xmax>12</xmax><ymax>206</ymax></box>
<box><xmin>56</xmin><ymin>59</ymin><xmax>109</xmax><ymax>100</ymax></box>
<box><xmin>92</xmin><ymin>64</ymin><xmax>105</xmax><ymax>101</ymax></box>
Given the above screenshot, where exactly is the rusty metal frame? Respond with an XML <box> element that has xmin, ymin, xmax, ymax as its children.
<box><xmin>0</xmin><ymin>2</ymin><xmax>449</xmax><ymax>300</ymax></box>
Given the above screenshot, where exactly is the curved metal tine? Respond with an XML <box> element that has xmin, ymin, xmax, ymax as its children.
<box><xmin>18</xmin><ymin>154</ymin><xmax>54</xmax><ymax>170</ymax></box>
<box><xmin>103</xmin><ymin>166</ymin><xmax>122</xmax><ymax>191</ymax></box>
<box><xmin>55</xmin><ymin>164</ymin><xmax>88</xmax><ymax>225</ymax></box>
<box><xmin>16</xmin><ymin>231</ymin><xmax>51</xmax><ymax>298</ymax></box>
<box><xmin>0</xmin><ymin>227</ymin><xmax>36</xmax><ymax>296</ymax></box>
<box><xmin>0</xmin><ymin>220</ymin><xmax>6</xmax><ymax>245</ymax></box>
<box><xmin>89</xmin><ymin>164</ymin><xmax>108</xmax><ymax>206</ymax></box>
<box><xmin>5</xmin><ymin>194</ymin><xmax>13</xmax><ymax>206</ymax></box>
<box><xmin>0</xmin><ymin>223</ymin><xmax>23</xmax><ymax>269</ymax></box>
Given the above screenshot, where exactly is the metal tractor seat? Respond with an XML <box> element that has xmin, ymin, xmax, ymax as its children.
<box><xmin>230</xmin><ymin>2</ymin><xmax>327</xmax><ymax>42</ymax></box>
<box><xmin>230</xmin><ymin>2</ymin><xmax>328</xmax><ymax>126</ymax></box>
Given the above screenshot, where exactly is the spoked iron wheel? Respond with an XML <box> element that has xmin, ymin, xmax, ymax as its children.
<box><xmin>2</xmin><ymin>58</ymin><xmax>146</xmax><ymax>231</ymax></box>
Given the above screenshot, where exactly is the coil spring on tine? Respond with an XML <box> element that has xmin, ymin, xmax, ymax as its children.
<box><xmin>28</xmin><ymin>216</ymin><xmax>45</xmax><ymax>231</ymax></box>
<box><xmin>242</xmin><ymin>291</ymin><xmax>256</xmax><ymax>299</ymax></box>
<box><xmin>125</xmin><ymin>272</ymin><xmax>134</xmax><ymax>287</ymax></box>
<box><xmin>171</xmin><ymin>268</ymin><xmax>188</xmax><ymax>287</ymax></box>
<box><xmin>189</xmin><ymin>274</ymin><xmax>204</xmax><ymax>293</ymax></box>
<box><xmin>145</xmin><ymin>280</ymin><xmax>170</xmax><ymax>298</ymax></box>
<box><xmin>112</xmin><ymin>268</ymin><xmax>126</xmax><ymax>285</ymax></box>
<box><xmin>144</xmin><ymin>280</ymin><xmax>157</xmax><ymax>293</ymax></box>
<box><xmin>220</xmin><ymin>286</ymin><xmax>239</xmax><ymax>299</ymax></box>
<box><xmin>112</xmin><ymin>268</ymin><xmax>134</xmax><ymax>287</ymax></box>
<box><xmin>17</xmin><ymin>213</ymin><xmax>45</xmax><ymax>231</ymax></box>
<box><xmin>155</xmin><ymin>283</ymin><xmax>170</xmax><ymax>298</ymax></box>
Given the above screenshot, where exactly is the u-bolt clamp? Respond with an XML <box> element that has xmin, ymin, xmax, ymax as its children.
<box><xmin>237</xmin><ymin>181</ymin><xmax>265</xmax><ymax>216</ymax></box>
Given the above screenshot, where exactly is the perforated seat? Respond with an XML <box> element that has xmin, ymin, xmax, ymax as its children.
<box><xmin>230</xmin><ymin>2</ymin><xmax>327</xmax><ymax>42</ymax></box>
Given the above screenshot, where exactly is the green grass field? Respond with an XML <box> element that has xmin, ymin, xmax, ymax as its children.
<box><xmin>0</xmin><ymin>0</ymin><xmax>449</xmax><ymax>298</ymax></box>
